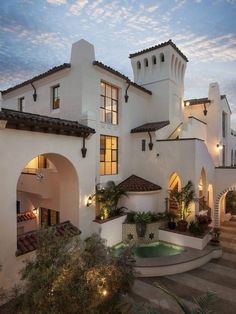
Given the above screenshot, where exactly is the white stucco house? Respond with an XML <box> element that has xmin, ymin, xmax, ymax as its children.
<box><xmin>0</xmin><ymin>39</ymin><xmax>236</xmax><ymax>288</ymax></box>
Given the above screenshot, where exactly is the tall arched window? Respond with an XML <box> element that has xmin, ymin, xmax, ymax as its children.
<box><xmin>144</xmin><ymin>58</ymin><xmax>148</xmax><ymax>67</ymax></box>
<box><xmin>152</xmin><ymin>55</ymin><xmax>157</xmax><ymax>65</ymax></box>
<box><xmin>160</xmin><ymin>53</ymin><xmax>165</xmax><ymax>62</ymax></box>
<box><xmin>171</xmin><ymin>54</ymin><xmax>174</xmax><ymax>75</ymax></box>
<box><xmin>137</xmin><ymin>61</ymin><xmax>141</xmax><ymax>69</ymax></box>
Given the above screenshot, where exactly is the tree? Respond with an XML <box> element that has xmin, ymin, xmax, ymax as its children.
<box><xmin>12</xmin><ymin>227</ymin><xmax>135</xmax><ymax>314</ymax></box>
<box><xmin>225</xmin><ymin>191</ymin><xmax>236</xmax><ymax>214</ymax></box>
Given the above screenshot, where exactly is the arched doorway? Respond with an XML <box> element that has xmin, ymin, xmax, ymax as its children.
<box><xmin>215</xmin><ymin>185</ymin><xmax>236</xmax><ymax>225</ymax></box>
<box><xmin>168</xmin><ymin>172</ymin><xmax>181</xmax><ymax>212</ymax></box>
<box><xmin>16</xmin><ymin>153</ymin><xmax>79</xmax><ymax>237</ymax></box>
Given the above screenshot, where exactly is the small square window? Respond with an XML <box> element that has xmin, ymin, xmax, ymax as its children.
<box><xmin>52</xmin><ymin>85</ymin><xmax>60</xmax><ymax>110</ymax></box>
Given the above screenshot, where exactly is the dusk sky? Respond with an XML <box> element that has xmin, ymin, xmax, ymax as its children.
<box><xmin>0</xmin><ymin>0</ymin><xmax>236</xmax><ymax>123</ymax></box>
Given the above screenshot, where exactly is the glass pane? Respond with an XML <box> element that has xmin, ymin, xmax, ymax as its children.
<box><xmin>106</xmin><ymin>136</ymin><xmax>112</xmax><ymax>149</ymax></box>
<box><xmin>100</xmin><ymin>162</ymin><xmax>105</xmax><ymax>175</ymax></box>
<box><xmin>105</xmin><ymin>149</ymin><xmax>111</xmax><ymax>161</ymax></box>
<box><xmin>105</xmin><ymin>162</ymin><xmax>111</xmax><ymax>175</ymax></box>
<box><xmin>105</xmin><ymin>97</ymin><xmax>112</xmax><ymax>111</ymax></box>
<box><xmin>112</xmin><ymin>150</ymin><xmax>117</xmax><ymax>161</ymax></box>
<box><xmin>101</xmin><ymin>82</ymin><xmax>105</xmax><ymax>95</ymax></box>
<box><xmin>112</xmin><ymin>112</ymin><xmax>117</xmax><ymax>125</ymax></box>
<box><xmin>106</xmin><ymin>111</ymin><xmax>112</xmax><ymax>124</ymax></box>
<box><xmin>100</xmin><ymin>96</ymin><xmax>105</xmax><ymax>108</ymax></box>
<box><xmin>100</xmin><ymin>149</ymin><xmax>105</xmax><ymax>162</ymax></box>
<box><xmin>111</xmin><ymin>137</ymin><xmax>117</xmax><ymax>148</ymax></box>
<box><xmin>100</xmin><ymin>136</ymin><xmax>105</xmax><ymax>149</ymax></box>
<box><xmin>100</xmin><ymin>108</ymin><xmax>105</xmax><ymax>122</ymax></box>
<box><xmin>112</xmin><ymin>87</ymin><xmax>118</xmax><ymax>100</ymax></box>
<box><xmin>112</xmin><ymin>162</ymin><xmax>117</xmax><ymax>174</ymax></box>
<box><xmin>106</xmin><ymin>84</ymin><xmax>112</xmax><ymax>97</ymax></box>
<box><xmin>112</xmin><ymin>100</ymin><xmax>117</xmax><ymax>112</ymax></box>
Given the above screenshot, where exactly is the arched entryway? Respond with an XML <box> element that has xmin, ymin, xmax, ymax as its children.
<box><xmin>168</xmin><ymin>172</ymin><xmax>181</xmax><ymax>212</ymax></box>
<box><xmin>16</xmin><ymin>153</ymin><xmax>79</xmax><ymax>236</ymax></box>
<box><xmin>215</xmin><ymin>185</ymin><xmax>236</xmax><ymax>226</ymax></box>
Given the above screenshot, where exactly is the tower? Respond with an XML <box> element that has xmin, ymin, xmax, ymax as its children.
<box><xmin>130</xmin><ymin>40</ymin><xmax>188</xmax><ymax>122</ymax></box>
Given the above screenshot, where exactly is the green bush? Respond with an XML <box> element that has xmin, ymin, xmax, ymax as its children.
<box><xmin>188</xmin><ymin>220</ymin><xmax>205</xmax><ymax>236</ymax></box>
<box><xmin>10</xmin><ymin>228</ymin><xmax>135</xmax><ymax>314</ymax></box>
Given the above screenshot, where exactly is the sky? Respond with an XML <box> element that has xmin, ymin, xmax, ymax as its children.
<box><xmin>0</xmin><ymin>0</ymin><xmax>236</xmax><ymax>123</ymax></box>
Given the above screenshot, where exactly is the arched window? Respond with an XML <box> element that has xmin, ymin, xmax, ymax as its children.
<box><xmin>177</xmin><ymin>61</ymin><xmax>181</xmax><ymax>80</ymax></box>
<box><xmin>160</xmin><ymin>53</ymin><xmax>165</xmax><ymax>62</ymax></box>
<box><xmin>174</xmin><ymin>57</ymin><xmax>178</xmax><ymax>78</ymax></box>
<box><xmin>231</xmin><ymin>149</ymin><xmax>234</xmax><ymax>166</ymax></box>
<box><xmin>144</xmin><ymin>58</ymin><xmax>148</xmax><ymax>67</ymax></box>
<box><xmin>137</xmin><ymin>61</ymin><xmax>141</xmax><ymax>69</ymax></box>
<box><xmin>152</xmin><ymin>55</ymin><xmax>157</xmax><ymax>65</ymax></box>
<box><xmin>181</xmin><ymin>64</ymin><xmax>184</xmax><ymax>81</ymax></box>
<box><xmin>171</xmin><ymin>54</ymin><xmax>174</xmax><ymax>75</ymax></box>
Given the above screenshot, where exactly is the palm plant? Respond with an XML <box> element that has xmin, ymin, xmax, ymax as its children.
<box><xmin>170</xmin><ymin>180</ymin><xmax>195</xmax><ymax>221</ymax></box>
<box><xmin>87</xmin><ymin>181</ymin><xmax>128</xmax><ymax>219</ymax></box>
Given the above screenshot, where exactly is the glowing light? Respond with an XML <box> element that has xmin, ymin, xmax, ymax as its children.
<box><xmin>216</xmin><ymin>143</ymin><xmax>223</xmax><ymax>150</ymax></box>
<box><xmin>102</xmin><ymin>289</ymin><xmax>108</xmax><ymax>296</ymax></box>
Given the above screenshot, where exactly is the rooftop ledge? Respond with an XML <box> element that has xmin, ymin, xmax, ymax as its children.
<box><xmin>156</xmin><ymin>138</ymin><xmax>204</xmax><ymax>142</ymax></box>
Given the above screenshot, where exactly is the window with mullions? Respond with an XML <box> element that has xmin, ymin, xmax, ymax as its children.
<box><xmin>100</xmin><ymin>135</ymin><xmax>118</xmax><ymax>175</ymax></box>
<box><xmin>52</xmin><ymin>85</ymin><xmax>60</xmax><ymax>110</ymax></box>
<box><xmin>100</xmin><ymin>82</ymin><xmax>118</xmax><ymax>124</ymax></box>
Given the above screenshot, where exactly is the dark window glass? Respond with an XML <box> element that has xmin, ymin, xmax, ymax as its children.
<box><xmin>18</xmin><ymin>97</ymin><xmax>25</xmax><ymax>112</ymax></box>
<box><xmin>142</xmin><ymin>139</ymin><xmax>146</xmax><ymax>151</ymax></box>
<box><xmin>52</xmin><ymin>85</ymin><xmax>60</xmax><ymax>110</ymax></box>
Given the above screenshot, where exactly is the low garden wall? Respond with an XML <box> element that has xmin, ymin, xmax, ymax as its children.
<box><xmin>92</xmin><ymin>214</ymin><xmax>127</xmax><ymax>247</ymax></box>
<box><xmin>122</xmin><ymin>222</ymin><xmax>163</xmax><ymax>244</ymax></box>
<box><xmin>159</xmin><ymin>228</ymin><xmax>210</xmax><ymax>250</ymax></box>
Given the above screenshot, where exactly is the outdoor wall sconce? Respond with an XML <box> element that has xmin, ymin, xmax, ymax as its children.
<box><xmin>31</xmin><ymin>83</ymin><xmax>37</xmax><ymax>102</ymax></box>
<box><xmin>86</xmin><ymin>195</ymin><xmax>93</xmax><ymax>207</ymax></box>
<box><xmin>81</xmin><ymin>137</ymin><xmax>87</xmax><ymax>158</ymax></box>
<box><xmin>203</xmin><ymin>103</ymin><xmax>208</xmax><ymax>116</ymax></box>
<box><xmin>124</xmin><ymin>81</ymin><xmax>131</xmax><ymax>103</ymax></box>
<box><xmin>216</xmin><ymin>143</ymin><xmax>223</xmax><ymax>150</ymax></box>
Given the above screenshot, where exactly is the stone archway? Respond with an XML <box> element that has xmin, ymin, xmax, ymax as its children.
<box><xmin>215</xmin><ymin>185</ymin><xmax>236</xmax><ymax>226</ymax></box>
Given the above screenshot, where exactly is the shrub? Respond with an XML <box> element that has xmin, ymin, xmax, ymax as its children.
<box><xmin>11</xmin><ymin>228</ymin><xmax>135</xmax><ymax>314</ymax></box>
<box><xmin>188</xmin><ymin>220</ymin><xmax>205</xmax><ymax>236</ymax></box>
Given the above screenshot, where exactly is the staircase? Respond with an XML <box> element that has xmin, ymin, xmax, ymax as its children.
<box><xmin>220</xmin><ymin>218</ymin><xmax>236</xmax><ymax>254</ymax></box>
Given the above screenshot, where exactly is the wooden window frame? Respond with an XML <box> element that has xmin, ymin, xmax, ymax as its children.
<box><xmin>100</xmin><ymin>81</ymin><xmax>118</xmax><ymax>125</ymax></box>
<box><xmin>100</xmin><ymin>135</ymin><xmax>118</xmax><ymax>176</ymax></box>
<box><xmin>52</xmin><ymin>85</ymin><xmax>60</xmax><ymax>110</ymax></box>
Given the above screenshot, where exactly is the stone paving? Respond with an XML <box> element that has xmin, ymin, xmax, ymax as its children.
<box><xmin>132</xmin><ymin>219</ymin><xmax>236</xmax><ymax>313</ymax></box>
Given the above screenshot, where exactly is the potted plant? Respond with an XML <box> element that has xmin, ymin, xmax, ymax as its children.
<box><xmin>134</xmin><ymin>212</ymin><xmax>152</xmax><ymax>238</ymax></box>
<box><xmin>196</xmin><ymin>213</ymin><xmax>211</xmax><ymax>231</ymax></box>
<box><xmin>166</xmin><ymin>210</ymin><xmax>178</xmax><ymax>230</ymax></box>
<box><xmin>210</xmin><ymin>227</ymin><xmax>221</xmax><ymax>245</ymax></box>
<box><xmin>170</xmin><ymin>181</ymin><xmax>195</xmax><ymax>232</ymax></box>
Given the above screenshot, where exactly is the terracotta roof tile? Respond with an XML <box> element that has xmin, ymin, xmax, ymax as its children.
<box><xmin>93</xmin><ymin>61</ymin><xmax>152</xmax><ymax>95</ymax></box>
<box><xmin>131</xmin><ymin>121</ymin><xmax>169</xmax><ymax>133</ymax></box>
<box><xmin>0</xmin><ymin>108</ymin><xmax>95</xmax><ymax>137</ymax></box>
<box><xmin>129</xmin><ymin>39</ymin><xmax>188</xmax><ymax>62</ymax></box>
<box><xmin>118</xmin><ymin>175</ymin><xmax>161</xmax><ymax>192</ymax></box>
<box><xmin>17</xmin><ymin>211</ymin><xmax>36</xmax><ymax>223</ymax></box>
<box><xmin>16</xmin><ymin>221</ymin><xmax>81</xmax><ymax>256</ymax></box>
<box><xmin>2</xmin><ymin>63</ymin><xmax>71</xmax><ymax>95</ymax></box>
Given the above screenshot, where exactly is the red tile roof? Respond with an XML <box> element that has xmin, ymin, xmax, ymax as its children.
<box><xmin>118</xmin><ymin>175</ymin><xmax>161</xmax><ymax>192</ymax></box>
<box><xmin>131</xmin><ymin>121</ymin><xmax>169</xmax><ymax>133</ymax></box>
<box><xmin>16</xmin><ymin>221</ymin><xmax>81</xmax><ymax>256</ymax></box>
<box><xmin>2</xmin><ymin>63</ymin><xmax>71</xmax><ymax>95</ymax></box>
<box><xmin>17</xmin><ymin>211</ymin><xmax>36</xmax><ymax>223</ymax></box>
<box><xmin>0</xmin><ymin>108</ymin><xmax>95</xmax><ymax>137</ymax></box>
<box><xmin>93</xmin><ymin>60</ymin><xmax>152</xmax><ymax>95</ymax></box>
<box><xmin>129</xmin><ymin>39</ymin><xmax>188</xmax><ymax>62</ymax></box>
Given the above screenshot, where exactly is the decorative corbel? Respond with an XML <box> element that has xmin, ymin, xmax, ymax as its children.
<box><xmin>81</xmin><ymin>136</ymin><xmax>87</xmax><ymax>158</ymax></box>
<box><xmin>31</xmin><ymin>82</ymin><xmax>37</xmax><ymax>102</ymax></box>
<box><xmin>148</xmin><ymin>131</ymin><xmax>153</xmax><ymax>150</ymax></box>
<box><xmin>124</xmin><ymin>80</ymin><xmax>131</xmax><ymax>103</ymax></box>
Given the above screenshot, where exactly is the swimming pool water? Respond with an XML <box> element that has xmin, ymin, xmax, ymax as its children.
<box><xmin>114</xmin><ymin>241</ymin><xmax>184</xmax><ymax>258</ymax></box>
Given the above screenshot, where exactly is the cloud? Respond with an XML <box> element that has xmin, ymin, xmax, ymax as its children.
<box><xmin>68</xmin><ymin>0</ymin><xmax>88</xmax><ymax>16</ymax></box>
<box><xmin>47</xmin><ymin>0</ymin><xmax>67</xmax><ymax>5</ymax></box>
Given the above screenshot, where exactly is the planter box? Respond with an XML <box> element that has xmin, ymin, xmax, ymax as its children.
<box><xmin>92</xmin><ymin>214</ymin><xmax>127</xmax><ymax>247</ymax></box>
<box><xmin>122</xmin><ymin>222</ymin><xmax>162</xmax><ymax>243</ymax></box>
<box><xmin>159</xmin><ymin>228</ymin><xmax>210</xmax><ymax>250</ymax></box>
